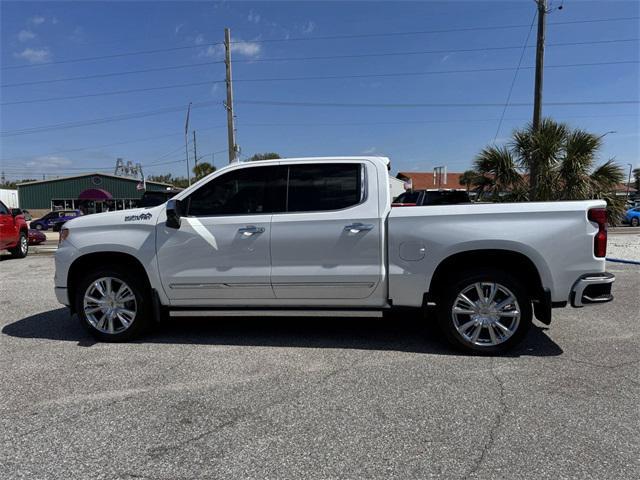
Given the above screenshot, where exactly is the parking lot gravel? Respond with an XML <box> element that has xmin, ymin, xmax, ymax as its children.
<box><xmin>1</xmin><ymin>255</ymin><xmax>638</xmax><ymax>480</ymax></box>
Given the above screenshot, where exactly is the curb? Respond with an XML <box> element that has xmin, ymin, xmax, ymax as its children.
<box><xmin>606</xmin><ymin>257</ymin><xmax>640</xmax><ymax>266</ymax></box>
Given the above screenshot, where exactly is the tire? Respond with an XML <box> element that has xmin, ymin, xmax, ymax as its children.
<box><xmin>9</xmin><ymin>232</ymin><xmax>28</xmax><ymax>258</ymax></box>
<box><xmin>631</xmin><ymin>217</ymin><xmax>639</xmax><ymax>227</ymax></box>
<box><xmin>75</xmin><ymin>267</ymin><xmax>152</xmax><ymax>342</ymax></box>
<box><xmin>436</xmin><ymin>268</ymin><xmax>532</xmax><ymax>354</ymax></box>
<box><xmin>34</xmin><ymin>223</ymin><xmax>43</xmax><ymax>230</ymax></box>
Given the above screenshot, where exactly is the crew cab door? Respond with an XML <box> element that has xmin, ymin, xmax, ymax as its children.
<box><xmin>156</xmin><ymin>164</ymin><xmax>286</xmax><ymax>304</ymax></box>
<box><xmin>270</xmin><ymin>161</ymin><xmax>384</xmax><ymax>303</ymax></box>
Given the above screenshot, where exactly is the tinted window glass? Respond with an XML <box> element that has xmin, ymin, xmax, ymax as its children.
<box><xmin>422</xmin><ymin>191</ymin><xmax>470</xmax><ymax>205</ymax></box>
<box><xmin>187</xmin><ymin>166</ymin><xmax>286</xmax><ymax>216</ymax></box>
<box><xmin>394</xmin><ymin>191</ymin><xmax>421</xmax><ymax>203</ymax></box>
<box><xmin>0</xmin><ymin>201</ymin><xmax>8</xmax><ymax>215</ymax></box>
<box><xmin>287</xmin><ymin>164</ymin><xmax>361</xmax><ymax>212</ymax></box>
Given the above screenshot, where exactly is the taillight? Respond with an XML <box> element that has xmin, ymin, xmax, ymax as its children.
<box><xmin>588</xmin><ymin>208</ymin><xmax>607</xmax><ymax>258</ymax></box>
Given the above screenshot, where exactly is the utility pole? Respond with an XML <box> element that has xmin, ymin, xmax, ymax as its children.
<box><xmin>193</xmin><ymin>130</ymin><xmax>198</xmax><ymax>172</ymax></box>
<box><xmin>530</xmin><ymin>0</ymin><xmax>547</xmax><ymax>198</ymax></box>
<box><xmin>184</xmin><ymin>102</ymin><xmax>192</xmax><ymax>186</ymax></box>
<box><xmin>224</xmin><ymin>27</ymin><xmax>237</xmax><ymax>164</ymax></box>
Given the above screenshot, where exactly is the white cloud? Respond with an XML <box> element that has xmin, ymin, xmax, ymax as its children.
<box><xmin>362</xmin><ymin>147</ymin><xmax>377</xmax><ymax>154</ymax></box>
<box><xmin>194</xmin><ymin>33</ymin><xmax>205</xmax><ymax>45</ymax></box>
<box><xmin>199</xmin><ymin>39</ymin><xmax>261</xmax><ymax>59</ymax></box>
<box><xmin>248</xmin><ymin>10</ymin><xmax>261</xmax><ymax>24</ymax></box>
<box><xmin>17</xmin><ymin>30</ymin><xmax>36</xmax><ymax>42</ymax></box>
<box><xmin>301</xmin><ymin>21</ymin><xmax>316</xmax><ymax>34</ymax></box>
<box><xmin>13</xmin><ymin>47</ymin><xmax>51</xmax><ymax>64</ymax></box>
<box><xmin>26</xmin><ymin>156</ymin><xmax>72</xmax><ymax>169</ymax></box>
<box><xmin>232</xmin><ymin>41</ymin><xmax>261</xmax><ymax>57</ymax></box>
<box><xmin>29</xmin><ymin>15</ymin><xmax>46</xmax><ymax>26</ymax></box>
<box><xmin>175</xmin><ymin>23</ymin><xmax>184</xmax><ymax>34</ymax></box>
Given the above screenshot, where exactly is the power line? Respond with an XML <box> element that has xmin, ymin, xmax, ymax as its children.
<box><xmin>3</xmin><ymin>38</ymin><xmax>635</xmax><ymax>88</ymax></box>
<box><xmin>237</xmin><ymin>99</ymin><xmax>640</xmax><ymax>108</ymax></box>
<box><xmin>1</xmin><ymin>61</ymin><xmax>223</xmax><ymax>88</ymax></box>
<box><xmin>493</xmin><ymin>11</ymin><xmax>538</xmax><ymax>142</ymax></box>
<box><xmin>3</xmin><ymin>60</ymin><xmax>638</xmax><ymax>107</ymax></box>
<box><xmin>0</xmin><ymin>101</ymin><xmax>221</xmax><ymax>137</ymax></box>
<box><xmin>228</xmin><ymin>16</ymin><xmax>640</xmax><ymax>44</ymax></box>
<box><xmin>2</xmin><ymin>16</ymin><xmax>637</xmax><ymax>70</ymax></box>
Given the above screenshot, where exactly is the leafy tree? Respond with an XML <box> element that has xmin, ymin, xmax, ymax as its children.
<box><xmin>469</xmin><ymin>118</ymin><xmax>625</xmax><ymax>223</ymax></box>
<box><xmin>193</xmin><ymin>162</ymin><xmax>215</xmax><ymax>180</ymax></box>
<box><xmin>147</xmin><ymin>173</ymin><xmax>189</xmax><ymax>189</ymax></box>
<box><xmin>633</xmin><ymin>167</ymin><xmax>640</xmax><ymax>192</ymax></box>
<box><xmin>247</xmin><ymin>152</ymin><xmax>281</xmax><ymax>161</ymax></box>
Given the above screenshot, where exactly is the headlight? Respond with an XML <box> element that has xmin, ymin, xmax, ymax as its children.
<box><xmin>59</xmin><ymin>228</ymin><xmax>70</xmax><ymax>244</ymax></box>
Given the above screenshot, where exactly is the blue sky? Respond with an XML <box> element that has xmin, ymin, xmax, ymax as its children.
<box><xmin>1</xmin><ymin>0</ymin><xmax>638</xmax><ymax>181</ymax></box>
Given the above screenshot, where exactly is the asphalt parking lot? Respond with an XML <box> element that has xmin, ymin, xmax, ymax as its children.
<box><xmin>1</xmin><ymin>256</ymin><xmax>638</xmax><ymax>480</ymax></box>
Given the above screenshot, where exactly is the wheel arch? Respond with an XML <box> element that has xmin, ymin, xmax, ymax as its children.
<box><xmin>67</xmin><ymin>251</ymin><xmax>151</xmax><ymax>313</ymax></box>
<box><xmin>428</xmin><ymin>249</ymin><xmax>546</xmax><ymax>303</ymax></box>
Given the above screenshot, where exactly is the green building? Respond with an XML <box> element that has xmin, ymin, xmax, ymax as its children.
<box><xmin>17</xmin><ymin>173</ymin><xmax>174</xmax><ymax>216</ymax></box>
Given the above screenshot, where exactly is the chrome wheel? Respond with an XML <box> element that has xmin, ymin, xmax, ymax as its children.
<box><xmin>83</xmin><ymin>277</ymin><xmax>137</xmax><ymax>334</ymax></box>
<box><xmin>20</xmin><ymin>235</ymin><xmax>28</xmax><ymax>255</ymax></box>
<box><xmin>451</xmin><ymin>282</ymin><xmax>521</xmax><ymax>347</ymax></box>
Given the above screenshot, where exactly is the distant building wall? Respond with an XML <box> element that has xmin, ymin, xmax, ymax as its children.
<box><xmin>17</xmin><ymin>173</ymin><xmax>170</xmax><ymax>210</ymax></box>
<box><xmin>0</xmin><ymin>188</ymin><xmax>19</xmax><ymax>208</ymax></box>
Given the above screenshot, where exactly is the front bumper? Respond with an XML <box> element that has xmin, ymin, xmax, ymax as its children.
<box><xmin>55</xmin><ymin>287</ymin><xmax>69</xmax><ymax>306</ymax></box>
<box><xmin>570</xmin><ymin>272</ymin><xmax>615</xmax><ymax>307</ymax></box>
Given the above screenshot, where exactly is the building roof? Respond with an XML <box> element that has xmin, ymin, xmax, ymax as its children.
<box><xmin>396</xmin><ymin>171</ymin><xmax>466</xmax><ymax>190</ymax></box>
<box><xmin>16</xmin><ymin>172</ymin><xmax>174</xmax><ymax>187</ymax></box>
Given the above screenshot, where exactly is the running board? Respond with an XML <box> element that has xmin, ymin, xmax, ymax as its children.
<box><xmin>169</xmin><ymin>309</ymin><xmax>384</xmax><ymax>318</ymax></box>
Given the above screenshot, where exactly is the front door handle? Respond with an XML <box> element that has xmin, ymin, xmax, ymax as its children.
<box><xmin>238</xmin><ymin>225</ymin><xmax>265</xmax><ymax>236</ymax></box>
<box><xmin>344</xmin><ymin>223</ymin><xmax>374</xmax><ymax>233</ymax></box>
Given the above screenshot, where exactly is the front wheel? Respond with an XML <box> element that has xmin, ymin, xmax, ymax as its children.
<box><xmin>75</xmin><ymin>268</ymin><xmax>151</xmax><ymax>341</ymax></box>
<box><xmin>631</xmin><ymin>217</ymin><xmax>639</xmax><ymax>227</ymax></box>
<box><xmin>34</xmin><ymin>223</ymin><xmax>43</xmax><ymax>230</ymax></box>
<box><xmin>436</xmin><ymin>269</ymin><xmax>532</xmax><ymax>353</ymax></box>
<box><xmin>9</xmin><ymin>232</ymin><xmax>28</xmax><ymax>258</ymax></box>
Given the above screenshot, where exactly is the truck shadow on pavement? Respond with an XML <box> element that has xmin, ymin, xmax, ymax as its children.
<box><xmin>2</xmin><ymin>307</ymin><xmax>564</xmax><ymax>357</ymax></box>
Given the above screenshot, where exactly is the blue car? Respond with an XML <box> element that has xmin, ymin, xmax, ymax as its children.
<box><xmin>625</xmin><ymin>207</ymin><xmax>640</xmax><ymax>227</ymax></box>
<box><xmin>30</xmin><ymin>210</ymin><xmax>81</xmax><ymax>231</ymax></box>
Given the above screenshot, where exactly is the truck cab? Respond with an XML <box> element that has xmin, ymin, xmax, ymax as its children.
<box><xmin>0</xmin><ymin>201</ymin><xmax>29</xmax><ymax>258</ymax></box>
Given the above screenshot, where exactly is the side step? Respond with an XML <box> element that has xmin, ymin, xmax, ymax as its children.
<box><xmin>169</xmin><ymin>309</ymin><xmax>384</xmax><ymax>318</ymax></box>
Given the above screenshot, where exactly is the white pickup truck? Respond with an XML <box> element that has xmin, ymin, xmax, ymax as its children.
<box><xmin>54</xmin><ymin>156</ymin><xmax>614</xmax><ymax>352</ymax></box>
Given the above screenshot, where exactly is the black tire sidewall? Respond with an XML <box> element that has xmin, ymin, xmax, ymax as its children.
<box><xmin>75</xmin><ymin>268</ymin><xmax>150</xmax><ymax>342</ymax></box>
<box><xmin>10</xmin><ymin>232</ymin><xmax>28</xmax><ymax>258</ymax></box>
<box><xmin>436</xmin><ymin>268</ymin><xmax>532</xmax><ymax>354</ymax></box>
<box><xmin>632</xmin><ymin>218</ymin><xmax>639</xmax><ymax>227</ymax></box>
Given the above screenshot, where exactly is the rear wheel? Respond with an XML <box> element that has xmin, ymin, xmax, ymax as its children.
<box><xmin>631</xmin><ymin>217</ymin><xmax>639</xmax><ymax>227</ymax></box>
<box><xmin>34</xmin><ymin>223</ymin><xmax>43</xmax><ymax>230</ymax></box>
<box><xmin>75</xmin><ymin>268</ymin><xmax>151</xmax><ymax>341</ymax></box>
<box><xmin>9</xmin><ymin>232</ymin><xmax>28</xmax><ymax>258</ymax></box>
<box><xmin>436</xmin><ymin>268</ymin><xmax>532</xmax><ymax>353</ymax></box>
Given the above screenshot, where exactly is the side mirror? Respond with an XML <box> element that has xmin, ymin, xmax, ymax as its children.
<box><xmin>10</xmin><ymin>208</ymin><xmax>22</xmax><ymax>217</ymax></box>
<box><xmin>166</xmin><ymin>199</ymin><xmax>183</xmax><ymax>229</ymax></box>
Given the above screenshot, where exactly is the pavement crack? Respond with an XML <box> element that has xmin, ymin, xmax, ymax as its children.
<box><xmin>462</xmin><ymin>358</ymin><xmax>507</xmax><ymax>480</ymax></box>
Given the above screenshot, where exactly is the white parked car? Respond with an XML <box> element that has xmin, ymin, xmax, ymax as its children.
<box><xmin>54</xmin><ymin>157</ymin><xmax>614</xmax><ymax>353</ymax></box>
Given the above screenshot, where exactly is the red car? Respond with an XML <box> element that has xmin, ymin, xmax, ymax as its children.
<box><xmin>0</xmin><ymin>201</ymin><xmax>29</xmax><ymax>258</ymax></box>
<box><xmin>28</xmin><ymin>229</ymin><xmax>46</xmax><ymax>245</ymax></box>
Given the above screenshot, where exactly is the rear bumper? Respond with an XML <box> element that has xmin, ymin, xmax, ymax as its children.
<box><xmin>570</xmin><ymin>272</ymin><xmax>615</xmax><ymax>307</ymax></box>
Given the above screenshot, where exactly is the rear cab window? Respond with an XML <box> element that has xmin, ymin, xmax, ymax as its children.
<box><xmin>286</xmin><ymin>163</ymin><xmax>363</xmax><ymax>212</ymax></box>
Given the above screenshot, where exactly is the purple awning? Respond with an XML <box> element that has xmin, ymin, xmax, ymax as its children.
<box><xmin>78</xmin><ymin>188</ymin><xmax>113</xmax><ymax>200</ymax></box>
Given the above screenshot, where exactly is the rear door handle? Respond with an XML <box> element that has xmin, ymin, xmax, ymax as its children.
<box><xmin>344</xmin><ymin>223</ymin><xmax>374</xmax><ymax>233</ymax></box>
<box><xmin>238</xmin><ymin>225</ymin><xmax>265</xmax><ymax>236</ymax></box>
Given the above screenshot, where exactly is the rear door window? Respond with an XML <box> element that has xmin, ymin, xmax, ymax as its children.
<box><xmin>286</xmin><ymin>163</ymin><xmax>362</xmax><ymax>212</ymax></box>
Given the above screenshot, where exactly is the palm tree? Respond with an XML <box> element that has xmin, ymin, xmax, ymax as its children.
<box><xmin>469</xmin><ymin>118</ymin><xmax>625</xmax><ymax>222</ymax></box>
<box><xmin>459</xmin><ymin>170</ymin><xmax>477</xmax><ymax>193</ymax></box>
